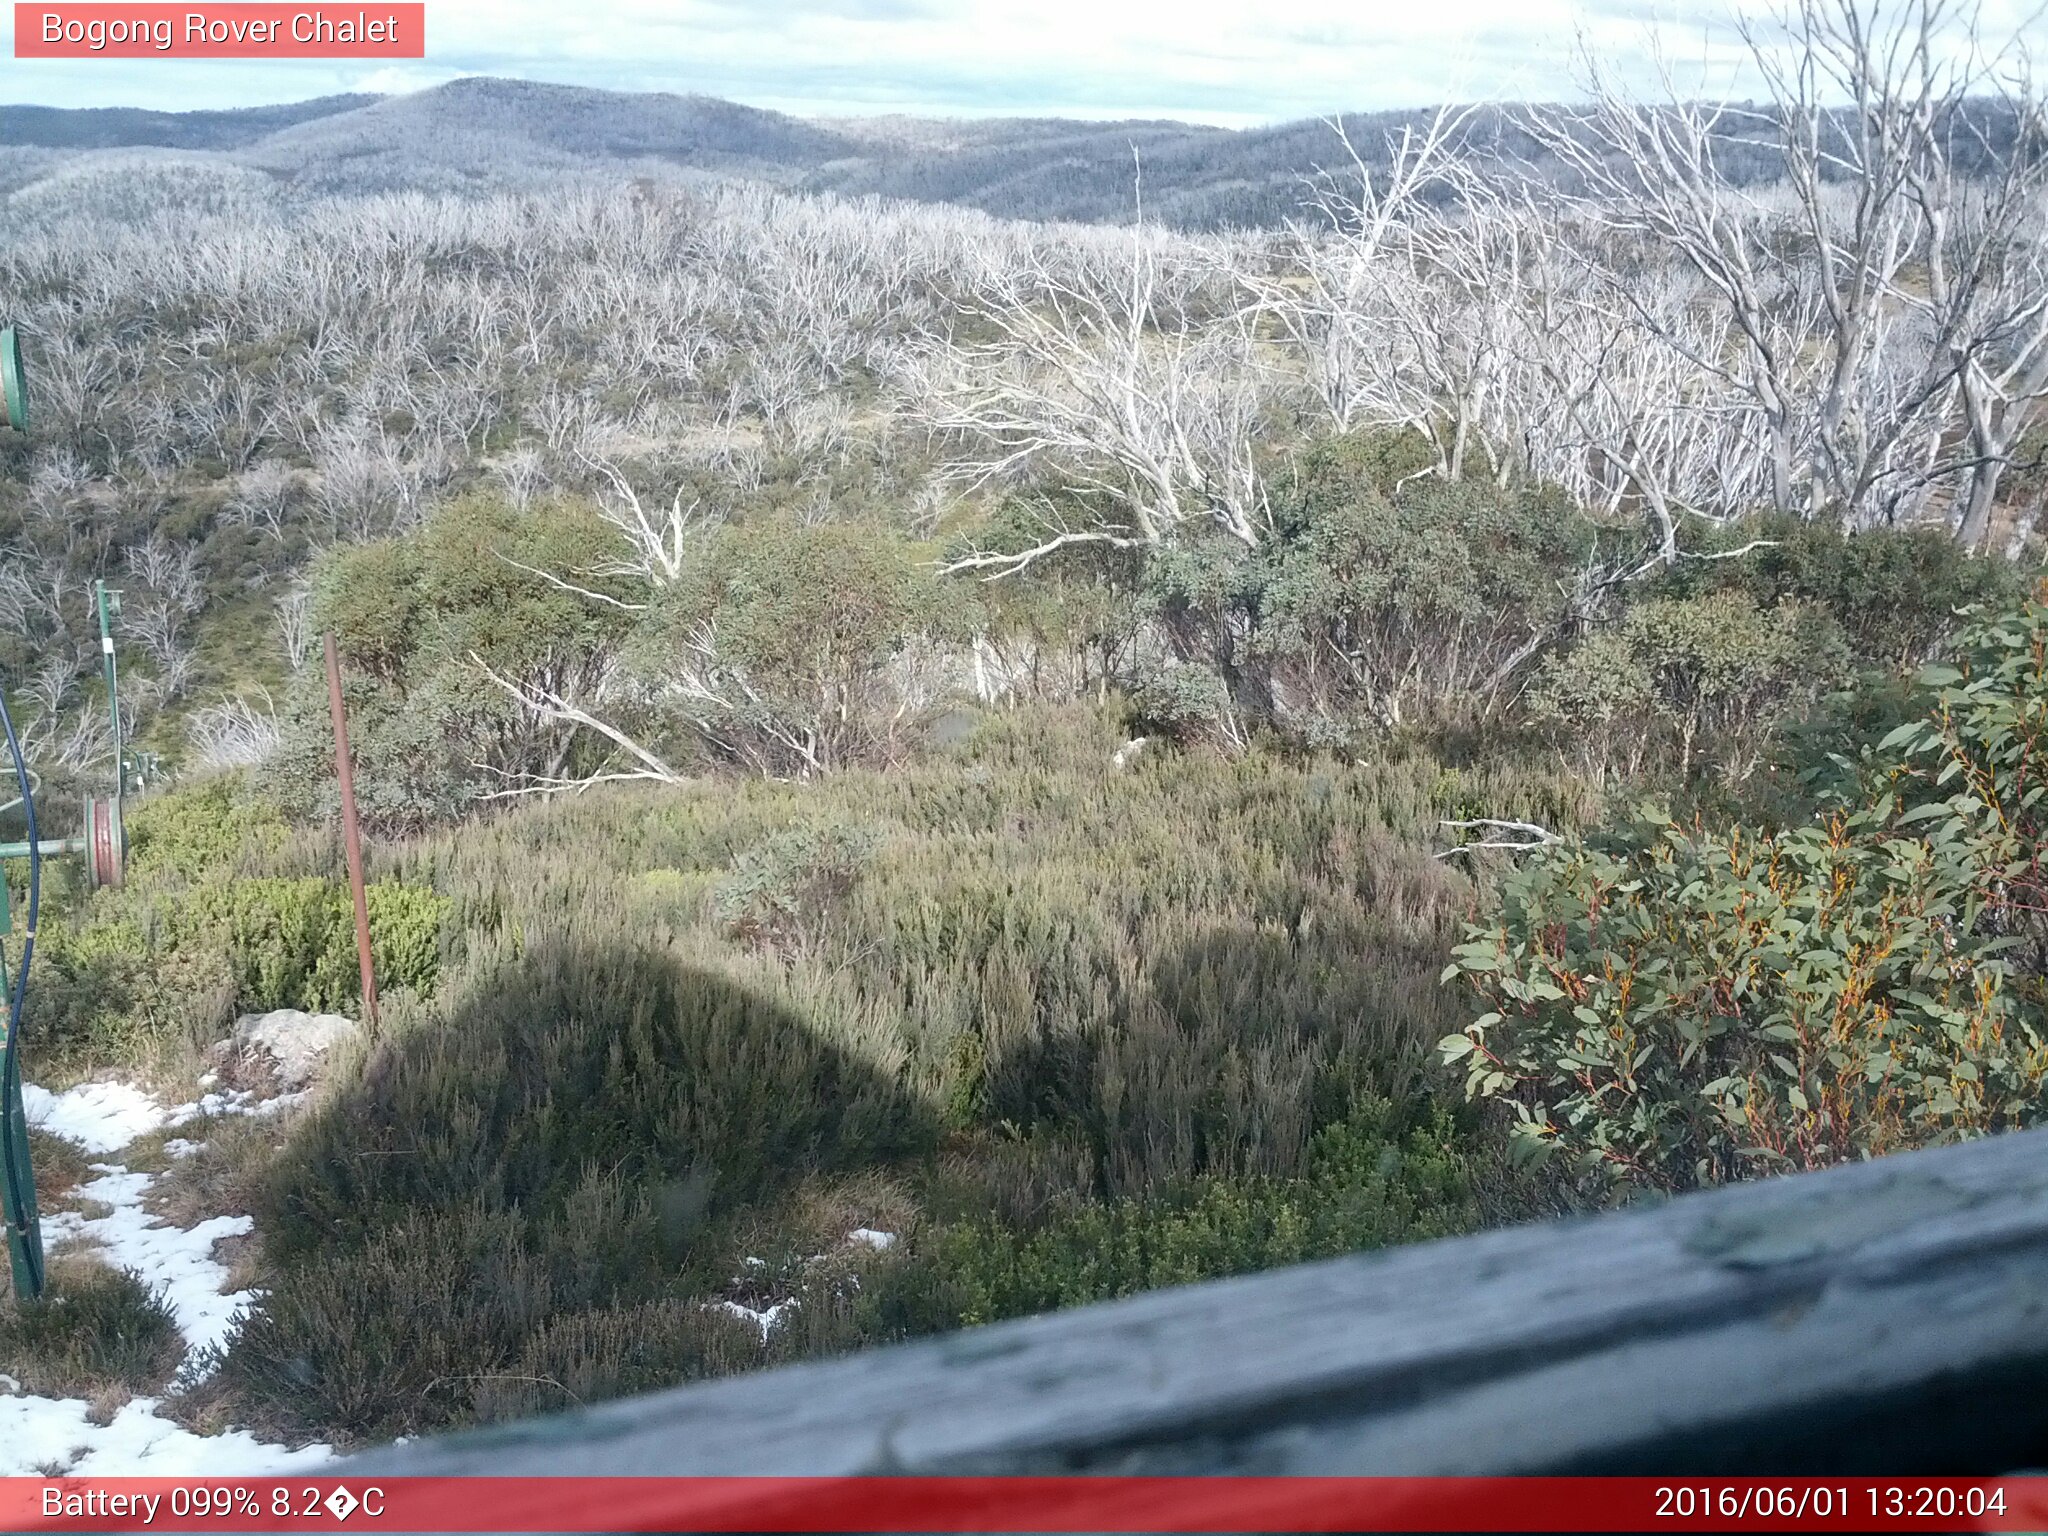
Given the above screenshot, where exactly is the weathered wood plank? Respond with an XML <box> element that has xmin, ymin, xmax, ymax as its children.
<box><xmin>345</xmin><ymin>1128</ymin><xmax>2048</xmax><ymax>1476</ymax></box>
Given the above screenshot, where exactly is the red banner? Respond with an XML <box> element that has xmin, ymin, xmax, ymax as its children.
<box><xmin>3</xmin><ymin>1477</ymin><xmax>2047</xmax><ymax>1532</ymax></box>
<box><xmin>14</xmin><ymin>5</ymin><xmax>424</xmax><ymax>58</ymax></box>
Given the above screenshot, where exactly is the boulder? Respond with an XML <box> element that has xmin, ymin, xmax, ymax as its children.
<box><xmin>228</xmin><ymin>1009</ymin><xmax>362</xmax><ymax>1092</ymax></box>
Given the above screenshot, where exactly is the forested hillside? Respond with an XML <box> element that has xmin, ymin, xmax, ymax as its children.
<box><xmin>10</xmin><ymin>75</ymin><xmax>2008</xmax><ymax>227</ymax></box>
<box><xmin>1</xmin><ymin>0</ymin><xmax>2046</xmax><ymax>1471</ymax></box>
<box><xmin>0</xmin><ymin>78</ymin><xmax>1415</xmax><ymax>222</ymax></box>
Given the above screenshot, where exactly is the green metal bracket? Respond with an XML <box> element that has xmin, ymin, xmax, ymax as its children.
<box><xmin>0</xmin><ymin>329</ymin><xmax>24</xmax><ymax>434</ymax></box>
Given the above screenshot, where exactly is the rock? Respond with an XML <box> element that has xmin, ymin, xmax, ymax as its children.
<box><xmin>228</xmin><ymin>1010</ymin><xmax>362</xmax><ymax>1093</ymax></box>
<box><xmin>1111</xmin><ymin>736</ymin><xmax>1151</xmax><ymax>770</ymax></box>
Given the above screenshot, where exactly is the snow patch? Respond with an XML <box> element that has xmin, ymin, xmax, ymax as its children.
<box><xmin>707</xmin><ymin>1298</ymin><xmax>797</xmax><ymax>1343</ymax></box>
<box><xmin>44</xmin><ymin>1166</ymin><xmax>254</xmax><ymax>1367</ymax></box>
<box><xmin>0</xmin><ymin>1394</ymin><xmax>332</xmax><ymax>1476</ymax></box>
<box><xmin>170</xmin><ymin>1086</ymin><xmax>307</xmax><ymax>1124</ymax></box>
<box><xmin>23</xmin><ymin>1077</ymin><xmax>306</xmax><ymax>1159</ymax></box>
<box><xmin>6</xmin><ymin>1073</ymin><xmax>329</xmax><ymax>1472</ymax></box>
<box><xmin>21</xmin><ymin>1083</ymin><xmax>168</xmax><ymax>1154</ymax></box>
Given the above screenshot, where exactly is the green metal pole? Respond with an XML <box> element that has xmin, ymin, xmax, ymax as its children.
<box><xmin>94</xmin><ymin>582</ymin><xmax>122</xmax><ymax>807</ymax></box>
<box><xmin>0</xmin><ymin>952</ymin><xmax>42</xmax><ymax>1300</ymax></box>
<box><xmin>1</xmin><ymin>325</ymin><xmax>43</xmax><ymax>1296</ymax></box>
<box><xmin>0</xmin><ymin>840</ymin><xmax>85</xmax><ymax>861</ymax></box>
<box><xmin>1</xmin><ymin>1087</ymin><xmax>41</xmax><ymax>1298</ymax></box>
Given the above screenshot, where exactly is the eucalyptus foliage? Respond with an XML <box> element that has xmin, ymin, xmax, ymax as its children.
<box><xmin>1444</xmin><ymin>594</ymin><xmax>2048</xmax><ymax>1191</ymax></box>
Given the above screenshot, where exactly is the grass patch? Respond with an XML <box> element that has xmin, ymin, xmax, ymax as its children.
<box><xmin>27</xmin><ymin>1128</ymin><xmax>92</xmax><ymax>1212</ymax></box>
<box><xmin>191</xmin><ymin>711</ymin><xmax>1592</xmax><ymax>1446</ymax></box>
<box><xmin>0</xmin><ymin>1257</ymin><xmax>185</xmax><ymax>1396</ymax></box>
<box><xmin>143</xmin><ymin>1112</ymin><xmax>283</xmax><ymax>1230</ymax></box>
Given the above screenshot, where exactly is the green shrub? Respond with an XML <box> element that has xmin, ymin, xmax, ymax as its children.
<box><xmin>638</xmin><ymin>518</ymin><xmax>966</xmax><ymax>776</ymax></box>
<box><xmin>125</xmin><ymin>779</ymin><xmax>287</xmax><ymax>884</ymax></box>
<box><xmin>172</xmin><ymin>878</ymin><xmax>449</xmax><ymax>1013</ymax></box>
<box><xmin>273</xmin><ymin>493</ymin><xmax>638</xmax><ymax>833</ymax></box>
<box><xmin>1125</xmin><ymin>663</ymin><xmax>1232</xmax><ymax>744</ymax></box>
<box><xmin>28</xmin><ymin>866</ymin><xmax>449</xmax><ymax>1070</ymax></box>
<box><xmin>0</xmin><ymin>1260</ymin><xmax>185</xmax><ymax>1394</ymax></box>
<box><xmin>1136</xmin><ymin>431</ymin><xmax>1602</xmax><ymax>738</ymax></box>
<box><xmin>1651</xmin><ymin>518</ymin><xmax>2028</xmax><ymax>667</ymax></box>
<box><xmin>1532</xmin><ymin>592</ymin><xmax>1849</xmax><ymax>783</ymax></box>
<box><xmin>1445</xmin><ymin>593</ymin><xmax>2048</xmax><ymax>1192</ymax></box>
<box><xmin>712</xmin><ymin>822</ymin><xmax>880</xmax><ymax>958</ymax></box>
<box><xmin>865</xmin><ymin>1098</ymin><xmax>1482</xmax><ymax>1330</ymax></box>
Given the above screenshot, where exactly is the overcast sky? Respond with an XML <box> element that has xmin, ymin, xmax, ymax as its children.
<box><xmin>1</xmin><ymin>0</ymin><xmax>2038</xmax><ymax>123</ymax></box>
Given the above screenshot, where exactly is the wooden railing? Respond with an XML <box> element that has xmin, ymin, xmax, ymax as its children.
<box><xmin>346</xmin><ymin>1127</ymin><xmax>2048</xmax><ymax>1477</ymax></box>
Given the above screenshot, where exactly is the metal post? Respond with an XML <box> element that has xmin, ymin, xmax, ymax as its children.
<box><xmin>0</xmin><ymin>324</ymin><xmax>45</xmax><ymax>1297</ymax></box>
<box><xmin>0</xmin><ymin>932</ymin><xmax>41</xmax><ymax>1300</ymax></box>
<box><xmin>85</xmin><ymin>582</ymin><xmax>125</xmax><ymax>889</ymax></box>
<box><xmin>324</xmin><ymin>633</ymin><xmax>379</xmax><ymax>1027</ymax></box>
<box><xmin>93</xmin><ymin>581</ymin><xmax>120</xmax><ymax>809</ymax></box>
<box><xmin>0</xmin><ymin>1068</ymin><xmax>42</xmax><ymax>1298</ymax></box>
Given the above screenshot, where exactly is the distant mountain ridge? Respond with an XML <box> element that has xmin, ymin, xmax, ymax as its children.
<box><xmin>22</xmin><ymin>75</ymin><xmax>1993</xmax><ymax>228</ymax></box>
<box><xmin>0</xmin><ymin>94</ymin><xmax>377</xmax><ymax>151</ymax></box>
<box><xmin>1</xmin><ymin>77</ymin><xmax>1478</xmax><ymax>227</ymax></box>
<box><xmin>234</xmin><ymin>78</ymin><xmax>859</xmax><ymax>190</ymax></box>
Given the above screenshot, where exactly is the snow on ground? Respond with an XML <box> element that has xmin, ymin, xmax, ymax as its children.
<box><xmin>43</xmin><ymin>1165</ymin><xmax>256</xmax><ymax>1364</ymax></box>
<box><xmin>20</xmin><ymin>1082</ymin><xmax>168</xmax><ymax>1154</ymax></box>
<box><xmin>22</xmin><ymin>1080</ymin><xmax>311</xmax><ymax>1154</ymax></box>
<box><xmin>708</xmin><ymin>1298</ymin><xmax>798</xmax><ymax>1343</ymax></box>
<box><xmin>0</xmin><ymin>1394</ymin><xmax>332</xmax><ymax>1476</ymax></box>
<box><xmin>5</xmin><ymin>1078</ymin><xmax>334</xmax><ymax>1475</ymax></box>
<box><xmin>707</xmin><ymin>1229</ymin><xmax>900</xmax><ymax>1343</ymax></box>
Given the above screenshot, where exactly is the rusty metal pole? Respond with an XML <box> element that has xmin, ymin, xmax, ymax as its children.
<box><xmin>323</xmin><ymin>632</ymin><xmax>379</xmax><ymax>1028</ymax></box>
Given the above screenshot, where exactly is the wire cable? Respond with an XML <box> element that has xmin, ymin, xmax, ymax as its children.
<box><xmin>0</xmin><ymin>685</ymin><xmax>43</xmax><ymax>1298</ymax></box>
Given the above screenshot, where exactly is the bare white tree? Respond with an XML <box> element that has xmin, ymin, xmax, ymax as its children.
<box><xmin>576</xmin><ymin>452</ymin><xmax>721</xmax><ymax>589</ymax></box>
<box><xmin>187</xmin><ymin>691</ymin><xmax>282</xmax><ymax>771</ymax></box>
<box><xmin>912</xmin><ymin>211</ymin><xmax>1275</xmax><ymax>578</ymax></box>
<box><xmin>276</xmin><ymin>584</ymin><xmax>312</xmax><ymax>673</ymax></box>
<box><xmin>227</xmin><ymin>460</ymin><xmax>298</xmax><ymax>543</ymax></box>
<box><xmin>1527</xmin><ymin>0</ymin><xmax>2048</xmax><ymax>534</ymax></box>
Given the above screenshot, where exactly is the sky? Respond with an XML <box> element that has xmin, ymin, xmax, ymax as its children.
<box><xmin>0</xmin><ymin>0</ymin><xmax>2039</xmax><ymax>124</ymax></box>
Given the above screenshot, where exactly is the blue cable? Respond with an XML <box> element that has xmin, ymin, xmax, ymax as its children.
<box><xmin>0</xmin><ymin>686</ymin><xmax>43</xmax><ymax>1298</ymax></box>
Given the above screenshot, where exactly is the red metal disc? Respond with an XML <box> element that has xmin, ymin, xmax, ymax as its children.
<box><xmin>86</xmin><ymin>797</ymin><xmax>121</xmax><ymax>889</ymax></box>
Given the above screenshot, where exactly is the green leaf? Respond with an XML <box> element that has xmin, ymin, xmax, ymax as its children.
<box><xmin>1897</xmin><ymin>801</ymin><xmax>1956</xmax><ymax>824</ymax></box>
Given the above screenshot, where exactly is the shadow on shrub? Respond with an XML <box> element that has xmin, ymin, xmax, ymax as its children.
<box><xmin>213</xmin><ymin>939</ymin><xmax>938</xmax><ymax>1443</ymax></box>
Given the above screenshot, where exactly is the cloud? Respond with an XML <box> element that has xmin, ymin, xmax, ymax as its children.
<box><xmin>349</xmin><ymin>64</ymin><xmax>479</xmax><ymax>96</ymax></box>
<box><xmin>0</xmin><ymin>0</ymin><xmax>2028</xmax><ymax>122</ymax></box>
